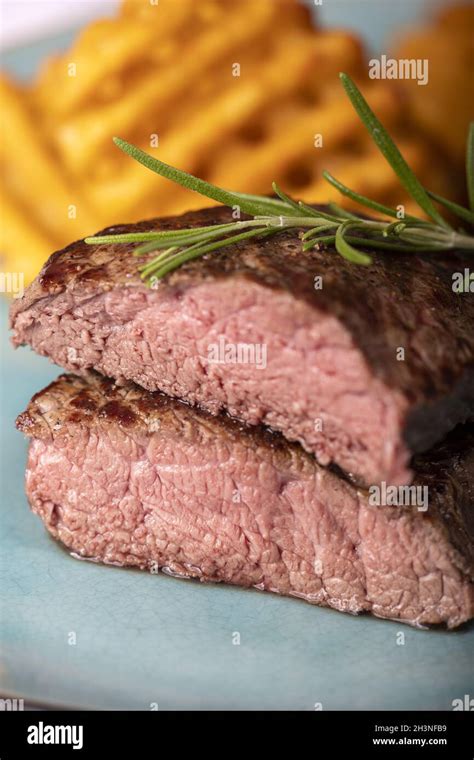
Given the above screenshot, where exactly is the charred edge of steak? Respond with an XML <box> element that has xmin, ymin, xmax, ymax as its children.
<box><xmin>404</xmin><ymin>368</ymin><xmax>474</xmax><ymax>454</ymax></box>
<box><xmin>16</xmin><ymin>372</ymin><xmax>303</xmax><ymax>461</ymax></box>
<box><xmin>17</xmin><ymin>372</ymin><xmax>474</xmax><ymax>569</ymax></box>
<box><xmin>10</xmin><ymin>206</ymin><xmax>474</xmax><ymax>408</ymax></box>
<box><xmin>410</xmin><ymin>429</ymin><xmax>474</xmax><ymax>567</ymax></box>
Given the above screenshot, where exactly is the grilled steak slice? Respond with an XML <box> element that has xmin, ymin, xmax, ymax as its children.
<box><xmin>17</xmin><ymin>373</ymin><xmax>474</xmax><ymax>628</ymax></box>
<box><xmin>11</xmin><ymin>206</ymin><xmax>474</xmax><ymax>487</ymax></box>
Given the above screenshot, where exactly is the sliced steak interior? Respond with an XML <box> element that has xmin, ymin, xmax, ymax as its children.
<box><xmin>17</xmin><ymin>372</ymin><xmax>474</xmax><ymax>628</ymax></box>
<box><xmin>11</xmin><ymin>207</ymin><xmax>474</xmax><ymax>487</ymax></box>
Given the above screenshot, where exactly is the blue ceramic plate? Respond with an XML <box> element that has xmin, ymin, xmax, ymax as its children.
<box><xmin>1</xmin><ymin>9</ymin><xmax>473</xmax><ymax>709</ymax></box>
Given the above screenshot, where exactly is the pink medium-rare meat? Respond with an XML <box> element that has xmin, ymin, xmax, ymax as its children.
<box><xmin>17</xmin><ymin>373</ymin><xmax>474</xmax><ymax>628</ymax></box>
<box><xmin>10</xmin><ymin>206</ymin><xmax>474</xmax><ymax>487</ymax></box>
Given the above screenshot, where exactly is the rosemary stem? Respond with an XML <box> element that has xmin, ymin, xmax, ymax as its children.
<box><xmin>447</xmin><ymin>232</ymin><xmax>474</xmax><ymax>250</ymax></box>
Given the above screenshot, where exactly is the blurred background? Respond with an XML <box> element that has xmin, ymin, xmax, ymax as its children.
<box><xmin>1</xmin><ymin>0</ymin><xmax>473</xmax><ymax>283</ymax></box>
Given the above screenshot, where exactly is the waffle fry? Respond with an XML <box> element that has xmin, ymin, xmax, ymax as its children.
<box><xmin>85</xmin><ymin>30</ymin><xmax>343</xmax><ymax>216</ymax></box>
<box><xmin>208</xmin><ymin>83</ymin><xmax>398</xmax><ymax>193</ymax></box>
<box><xmin>0</xmin><ymin>0</ymin><xmax>466</xmax><ymax>284</ymax></box>
<box><xmin>53</xmin><ymin>1</ymin><xmax>284</xmax><ymax>174</ymax></box>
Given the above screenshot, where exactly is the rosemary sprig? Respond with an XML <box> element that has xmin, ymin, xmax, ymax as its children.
<box><xmin>85</xmin><ymin>73</ymin><xmax>474</xmax><ymax>283</ymax></box>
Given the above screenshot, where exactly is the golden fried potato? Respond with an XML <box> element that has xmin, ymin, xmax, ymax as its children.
<box><xmin>0</xmin><ymin>76</ymin><xmax>101</xmax><ymax>245</ymax></box>
<box><xmin>35</xmin><ymin>14</ymin><xmax>193</xmax><ymax>117</ymax></box>
<box><xmin>52</xmin><ymin>0</ymin><xmax>284</xmax><ymax>175</ymax></box>
<box><xmin>0</xmin><ymin>186</ymin><xmax>52</xmax><ymax>283</ymax></box>
<box><xmin>392</xmin><ymin>3</ymin><xmax>474</xmax><ymax>165</ymax></box>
